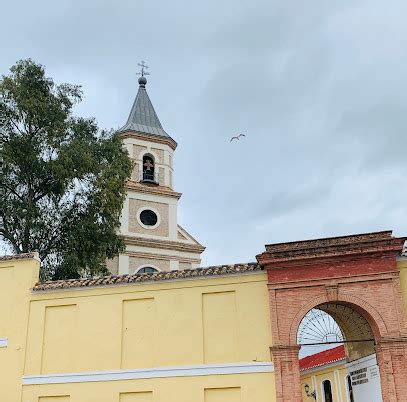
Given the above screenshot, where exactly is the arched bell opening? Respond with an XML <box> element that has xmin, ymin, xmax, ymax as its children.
<box><xmin>141</xmin><ymin>154</ymin><xmax>158</xmax><ymax>185</ymax></box>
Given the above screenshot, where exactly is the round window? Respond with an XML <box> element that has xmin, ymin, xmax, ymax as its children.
<box><xmin>139</xmin><ymin>209</ymin><xmax>158</xmax><ymax>226</ymax></box>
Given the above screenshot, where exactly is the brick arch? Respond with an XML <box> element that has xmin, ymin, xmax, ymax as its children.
<box><xmin>257</xmin><ymin>230</ymin><xmax>407</xmax><ymax>402</ymax></box>
<box><xmin>288</xmin><ymin>293</ymin><xmax>387</xmax><ymax>345</ymax></box>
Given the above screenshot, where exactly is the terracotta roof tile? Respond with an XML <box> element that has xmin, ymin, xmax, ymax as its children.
<box><xmin>33</xmin><ymin>263</ymin><xmax>263</xmax><ymax>291</ymax></box>
<box><xmin>0</xmin><ymin>252</ymin><xmax>37</xmax><ymax>261</ymax></box>
<box><xmin>299</xmin><ymin>345</ymin><xmax>345</xmax><ymax>371</ymax></box>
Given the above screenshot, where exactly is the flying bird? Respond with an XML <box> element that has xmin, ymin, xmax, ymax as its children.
<box><xmin>230</xmin><ymin>134</ymin><xmax>246</xmax><ymax>142</ymax></box>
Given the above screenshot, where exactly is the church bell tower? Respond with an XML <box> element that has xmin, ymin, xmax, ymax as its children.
<box><xmin>108</xmin><ymin>68</ymin><xmax>205</xmax><ymax>275</ymax></box>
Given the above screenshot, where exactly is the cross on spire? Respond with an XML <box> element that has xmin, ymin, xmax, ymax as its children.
<box><xmin>137</xmin><ymin>61</ymin><xmax>150</xmax><ymax>77</ymax></box>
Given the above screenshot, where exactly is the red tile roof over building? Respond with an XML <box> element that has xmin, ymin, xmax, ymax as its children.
<box><xmin>299</xmin><ymin>345</ymin><xmax>345</xmax><ymax>371</ymax></box>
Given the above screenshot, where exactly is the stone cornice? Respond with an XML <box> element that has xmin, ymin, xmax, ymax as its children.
<box><xmin>265</xmin><ymin>230</ymin><xmax>394</xmax><ymax>251</ymax></box>
<box><xmin>267</xmin><ymin>271</ymin><xmax>399</xmax><ymax>289</ymax></box>
<box><xmin>257</xmin><ymin>231</ymin><xmax>406</xmax><ymax>266</ymax></box>
<box><xmin>120</xmin><ymin>131</ymin><xmax>177</xmax><ymax>150</ymax></box>
<box><xmin>125</xmin><ymin>251</ymin><xmax>201</xmax><ymax>264</ymax></box>
<box><xmin>123</xmin><ymin>235</ymin><xmax>205</xmax><ymax>254</ymax></box>
<box><xmin>22</xmin><ymin>362</ymin><xmax>273</xmax><ymax>385</ymax></box>
<box><xmin>125</xmin><ymin>181</ymin><xmax>182</xmax><ymax>199</ymax></box>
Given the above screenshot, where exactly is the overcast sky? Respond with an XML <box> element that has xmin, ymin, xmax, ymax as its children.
<box><xmin>1</xmin><ymin>0</ymin><xmax>406</xmax><ymax>266</ymax></box>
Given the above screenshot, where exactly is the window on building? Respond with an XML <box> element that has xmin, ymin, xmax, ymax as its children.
<box><xmin>137</xmin><ymin>267</ymin><xmax>158</xmax><ymax>274</ymax></box>
<box><xmin>139</xmin><ymin>209</ymin><xmax>158</xmax><ymax>226</ymax></box>
<box><xmin>322</xmin><ymin>380</ymin><xmax>333</xmax><ymax>402</ymax></box>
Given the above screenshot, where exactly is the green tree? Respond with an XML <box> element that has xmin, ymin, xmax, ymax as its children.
<box><xmin>0</xmin><ymin>59</ymin><xmax>132</xmax><ymax>280</ymax></box>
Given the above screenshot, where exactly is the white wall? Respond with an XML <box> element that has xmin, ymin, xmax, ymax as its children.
<box><xmin>345</xmin><ymin>354</ymin><xmax>382</xmax><ymax>402</ymax></box>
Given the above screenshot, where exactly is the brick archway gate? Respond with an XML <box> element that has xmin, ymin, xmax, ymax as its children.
<box><xmin>257</xmin><ymin>231</ymin><xmax>407</xmax><ymax>402</ymax></box>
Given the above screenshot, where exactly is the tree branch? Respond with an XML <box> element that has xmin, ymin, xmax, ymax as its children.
<box><xmin>0</xmin><ymin>228</ymin><xmax>21</xmax><ymax>254</ymax></box>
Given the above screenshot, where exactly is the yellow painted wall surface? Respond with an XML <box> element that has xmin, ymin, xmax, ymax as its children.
<box><xmin>3</xmin><ymin>255</ymin><xmax>406</xmax><ymax>401</ymax></box>
<box><xmin>204</xmin><ymin>386</ymin><xmax>241</xmax><ymax>402</ymax></box>
<box><xmin>22</xmin><ymin>374</ymin><xmax>275</xmax><ymax>402</ymax></box>
<box><xmin>122</xmin><ymin>298</ymin><xmax>156</xmax><ymax>368</ymax></box>
<box><xmin>38</xmin><ymin>397</ymin><xmax>70</xmax><ymax>402</ymax></box>
<box><xmin>0</xmin><ymin>256</ymin><xmax>40</xmax><ymax>402</ymax></box>
<box><xmin>301</xmin><ymin>364</ymin><xmax>348</xmax><ymax>402</ymax></box>
<box><xmin>42</xmin><ymin>304</ymin><xmax>77</xmax><ymax>373</ymax></box>
<box><xmin>25</xmin><ymin>275</ymin><xmax>272</xmax><ymax>375</ymax></box>
<box><xmin>398</xmin><ymin>258</ymin><xmax>407</xmax><ymax>319</ymax></box>
<box><xmin>120</xmin><ymin>391</ymin><xmax>152</xmax><ymax>402</ymax></box>
<box><xmin>202</xmin><ymin>291</ymin><xmax>238</xmax><ymax>363</ymax></box>
<box><xmin>0</xmin><ymin>256</ymin><xmax>275</xmax><ymax>402</ymax></box>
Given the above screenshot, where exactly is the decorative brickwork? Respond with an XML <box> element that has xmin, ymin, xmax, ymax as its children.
<box><xmin>106</xmin><ymin>256</ymin><xmax>119</xmax><ymax>275</ymax></box>
<box><xmin>158</xmin><ymin>167</ymin><xmax>165</xmax><ymax>185</ymax></box>
<box><xmin>151</xmin><ymin>147</ymin><xmax>164</xmax><ymax>164</ymax></box>
<box><xmin>129</xmin><ymin>256</ymin><xmax>170</xmax><ymax>273</ymax></box>
<box><xmin>258</xmin><ymin>231</ymin><xmax>407</xmax><ymax>402</ymax></box>
<box><xmin>271</xmin><ymin>345</ymin><xmax>301</xmax><ymax>401</ymax></box>
<box><xmin>130</xmin><ymin>162</ymin><xmax>139</xmax><ymax>181</ymax></box>
<box><xmin>132</xmin><ymin>144</ymin><xmax>147</xmax><ymax>160</ymax></box>
<box><xmin>179</xmin><ymin>262</ymin><xmax>192</xmax><ymax>270</ymax></box>
<box><xmin>128</xmin><ymin>199</ymin><xmax>169</xmax><ymax>237</ymax></box>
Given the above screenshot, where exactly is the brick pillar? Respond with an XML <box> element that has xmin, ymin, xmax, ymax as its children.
<box><xmin>376</xmin><ymin>338</ymin><xmax>407</xmax><ymax>402</ymax></box>
<box><xmin>271</xmin><ymin>345</ymin><xmax>302</xmax><ymax>402</ymax></box>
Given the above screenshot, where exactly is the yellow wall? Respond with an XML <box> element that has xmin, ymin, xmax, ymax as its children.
<box><xmin>25</xmin><ymin>275</ymin><xmax>271</xmax><ymax>374</ymax></box>
<box><xmin>0</xmin><ymin>255</ymin><xmax>40</xmax><ymax>402</ymax></box>
<box><xmin>22</xmin><ymin>373</ymin><xmax>275</xmax><ymax>402</ymax></box>
<box><xmin>399</xmin><ymin>257</ymin><xmax>407</xmax><ymax>319</ymax></box>
<box><xmin>301</xmin><ymin>364</ymin><xmax>348</xmax><ymax>402</ymax></box>
<box><xmin>0</xmin><ymin>256</ymin><xmax>275</xmax><ymax>402</ymax></box>
<box><xmin>2</xmin><ymin>255</ymin><xmax>406</xmax><ymax>402</ymax></box>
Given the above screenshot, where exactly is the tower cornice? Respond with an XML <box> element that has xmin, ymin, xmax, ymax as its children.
<box><xmin>120</xmin><ymin>131</ymin><xmax>177</xmax><ymax>150</ymax></box>
<box><xmin>122</xmin><ymin>235</ymin><xmax>206</xmax><ymax>254</ymax></box>
<box><xmin>125</xmin><ymin>180</ymin><xmax>182</xmax><ymax>199</ymax></box>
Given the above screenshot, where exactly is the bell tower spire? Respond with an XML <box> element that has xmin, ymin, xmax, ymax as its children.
<box><xmin>110</xmin><ymin>64</ymin><xmax>205</xmax><ymax>276</ymax></box>
<box><xmin>118</xmin><ymin>65</ymin><xmax>175</xmax><ymax>144</ymax></box>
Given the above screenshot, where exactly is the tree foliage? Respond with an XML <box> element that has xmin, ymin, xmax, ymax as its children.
<box><xmin>0</xmin><ymin>59</ymin><xmax>132</xmax><ymax>279</ymax></box>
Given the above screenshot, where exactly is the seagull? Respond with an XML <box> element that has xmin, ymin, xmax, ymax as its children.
<box><xmin>230</xmin><ymin>134</ymin><xmax>246</xmax><ymax>142</ymax></box>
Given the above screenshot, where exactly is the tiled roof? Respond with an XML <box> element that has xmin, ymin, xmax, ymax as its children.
<box><xmin>265</xmin><ymin>231</ymin><xmax>393</xmax><ymax>251</ymax></box>
<box><xmin>118</xmin><ymin>78</ymin><xmax>173</xmax><ymax>141</ymax></box>
<box><xmin>299</xmin><ymin>345</ymin><xmax>345</xmax><ymax>371</ymax></box>
<box><xmin>33</xmin><ymin>263</ymin><xmax>263</xmax><ymax>291</ymax></box>
<box><xmin>259</xmin><ymin>231</ymin><xmax>406</xmax><ymax>261</ymax></box>
<box><xmin>0</xmin><ymin>252</ymin><xmax>37</xmax><ymax>261</ymax></box>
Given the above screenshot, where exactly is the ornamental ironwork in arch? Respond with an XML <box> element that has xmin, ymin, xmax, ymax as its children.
<box><xmin>297</xmin><ymin>303</ymin><xmax>374</xmax><ymax>346</ymax></box>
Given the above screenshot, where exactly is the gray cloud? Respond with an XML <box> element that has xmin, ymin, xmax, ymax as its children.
<box><xmin>1</xmin><ymin>0</ymin><xmax>406</xmax><ymax>265</ymax></box>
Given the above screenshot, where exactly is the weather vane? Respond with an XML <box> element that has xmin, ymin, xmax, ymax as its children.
<box><xmin>137</xmin><ymin>61</ymin><xmax>150</xmax><ymax>77</ymax></box>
